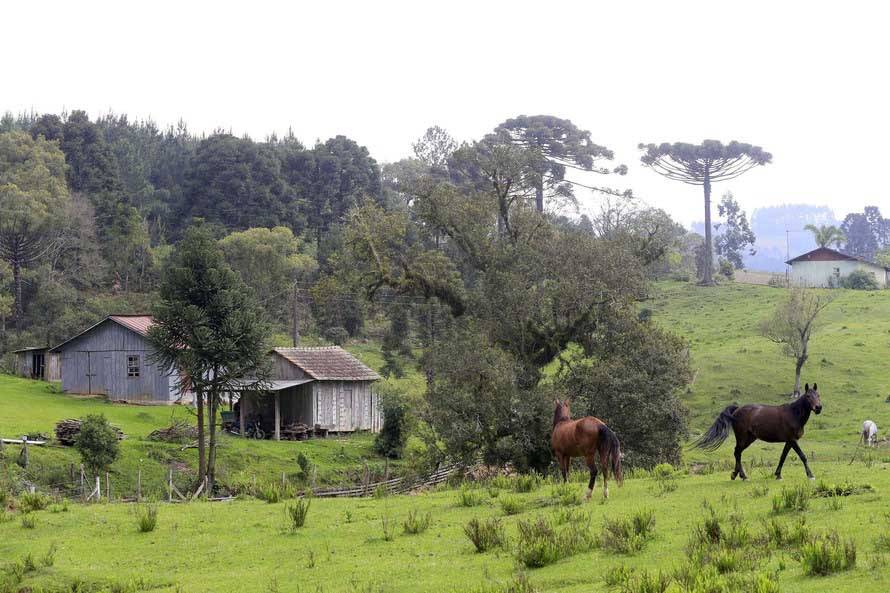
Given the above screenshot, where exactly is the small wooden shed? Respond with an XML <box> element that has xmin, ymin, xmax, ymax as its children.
<box><xmin>49</xmin><ymin>315</ymin><xmax>186</xmax><ymax>404</ymax></box>
<box><xmin>13</xmin><ymin>347</ymin><xmax>61</xmax><ymax>381</ymax></box>
<box><xmin>238</xmin><ymin>346</ymin><xmax>382</xmax><ymax>439</ymax></box>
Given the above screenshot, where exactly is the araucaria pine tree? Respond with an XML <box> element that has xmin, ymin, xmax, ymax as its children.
<box><xmin>148</xmin><ymin>225</ymin><xmax>269</xmax><ymax>491</ymax></box>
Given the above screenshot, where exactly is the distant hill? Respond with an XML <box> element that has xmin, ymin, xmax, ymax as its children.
<box><xmin>694</xmin><ymin>204</ymin><xmax>838</xmax><ymax>273</ymax></box>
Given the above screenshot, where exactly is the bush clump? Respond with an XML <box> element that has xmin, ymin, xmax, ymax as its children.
<box><xmin>800</xmin><ymin>531</ymin><xmax>857</xmax><ymax>575</ymax></box>
<box><xmin>18</xmin><ymin>491</ymin><xmax>51</xmax><ymax>514</ymax></box>
<box><xmin>771</xmin><ymin>484</ymin><xmax>811</xmax><ymax>513</ymax></box>
<box><xmin>285</xmin><ymin>498</ymin><xmax>311</xmax><ymax>531</ymax></box>
<box><xmin>75</xmin><ymin>414</ymin><xmax>121</xmax><ymax>477</ymax></box>
<box><xmin>402</xmin><ymin>509</ymin><xmax>432</xmax><ymax>535</ymax></box>
<box><xmin>839</xmin><ymin>269</ymin><xmax>880</xmax><ymax>290</ymax></box>
<box><xmin>601</xmin><ymin>509</ymin><xmax>656</xmax><ymax>555</ymax></box>
<box><xmin>135</xmin><ymin>502</ymin><xmax>159</xmax><ymax>533</ymax></box>
<box><xmin>464</xmin><ymin>517</ymin><xmax>507</xmax><ymax>553</ymax></box>
<box><xmin>515</xmin><ymin>515</ymin><xmax>597</xmax><ymax>568</ymax></box>
<box><xmin>457</xmin><ymin>485</ymin><xmax>486</xmax><ymax>507</ymax></box>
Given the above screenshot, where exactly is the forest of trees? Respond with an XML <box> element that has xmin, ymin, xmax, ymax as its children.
<box><xmin>0</xmin><ymin>110</ymin><xmax>802</xmax><ymax>467</ymax></box>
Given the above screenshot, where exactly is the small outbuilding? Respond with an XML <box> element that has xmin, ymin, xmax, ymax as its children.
<box><xmin>238</xmin><ymin>346</ymin><xmax>382</xmax><ymax>439</ymax></box>
<box><xmin>50</xmin><ymin>315</ymin><xmax>187</xmax><ymax>404</ymax></box>
<box><xmin>787</xmin><ymin>247</ymin><xmax>890</xmax><ymax>288</ymax></box>
<box><xmin>13</xmin><ymin>347</ymin><xmax>61</xmax><ymax>381</ymax></box>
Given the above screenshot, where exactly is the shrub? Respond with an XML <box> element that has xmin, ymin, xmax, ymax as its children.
<box><xmin>374</xmin><ymin>390</ymin><xmax>409</xmax><ymax>459</ymax></box>
<box><xmin>601</xmin><ymin>509</ymin><xmax>656</xmax><ymax>555</ymax></box>
<box><xmin>402</xmin><ymin>509</ymin><xmax>431</xmax><ymax>535</ymax></box>
<box><xmin>285</xmin><ymin>498</ymin><xmax>311</xmax><ymax>530</ymax></box>
<box><xmin>513</xmin><ymin>474</ymin><xmax>542</xmax><ymax>494</ymax></box>
<box><xmin>21</xmin><ymin>514</ymin><xmax>37</xmax><ymax>529</ymax></box>
<box><xmin>457</xmin><ymin>485</ymin><xmax>486</xmax><ymax>507</ymax></box>
<box><xmin>839</xmin><ymin>269</ymin><xmax>879</xmax><ymax>290</ymax></box>
<box><xmin>499</xmin><ymin>495</ymin><xmax>523</xmax><ymax>516</ymax></box>
<box><xmin>603</xmin><ymin>564</ymin><xmax>633</xmax><ymax>588</ymax></box>
<box><xmin>323</xmin><ymin>326</ymin><xmax>350</xmax><ymax>345</ymax></box>
<box><xmin>75</xmin><ymin>414</ymin><xmax>121</xmax><ymax>476</ymax></box>
<box><xmin>381</xmin><ymin>513</ymin><xmax>396</xmax><ymax>541</ymax></box>
<box><xmin>813</xmin><ymin>480</ymin><xmax>873</xmax><ymax>497</ymax></box>
<box><xmin>771</xmin><ymin>484</ymin><xmax>810</xmax><ymax>513</ymax></box>
<box><xmin>622</xmin><ymin>569</ymin><xmax>671</xmax><ymax>593</ymax></box>
<box><xmin>800</xmin><ymin>531</ymin><xmax>857</xmax><ymax>575</ymax></box>
<box><xmin>135</xmin><ymin>502</ymin><xmax>159</xmax><ymax>533</ymax></box>
<box><xmin>651</xmin><ymin>464</ymin><xmax>678</xmax><ymax>496</ymax></box>
<box><xmin>41</xmin><ymin>543</ymin><xmax>58</xmax><ymax>567</ymax></box>
<box><xmin>18</xmin><ymin>491</ymin><xmax>51</xmax><ymax>513</ymax></box>
<box><xmin>550</xmin><ymin>482</ymin><xmax>582</xmax><ymax>506</ymax></box>
<box><xmin>464</xmin><ymin>517</ymin><xmax>507</xmax><ymax>553</ymax></box>
<box><xmin>296</xmin><ymin>452</ymin><xmax>314</xmax><ymax>478</ymax></box>
<box><xmin>514</xmin><ymin>515</ymin><xmax>596</xmax><ymax>568</ymax></box>
<box><xmin>258</xmin><ymin>483</ymin><xmax>282</xmax><ymax>504</ymax></box>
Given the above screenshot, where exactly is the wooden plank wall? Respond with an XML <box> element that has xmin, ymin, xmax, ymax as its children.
<box><xmin>57</xmin><ymin>321</ymin><xmax>173</xmax><ymax>403</ymax></box>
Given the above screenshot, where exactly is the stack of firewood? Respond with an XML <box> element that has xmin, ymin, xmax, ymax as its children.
<box><xmin>54</xmin><ymin>418</ymin><xmax>124</xmax><ymax>446</ymax></box>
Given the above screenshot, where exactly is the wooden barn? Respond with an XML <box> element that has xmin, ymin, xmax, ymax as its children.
<box><xmin>238</xmin><ymin>346</ymin><xmax>382</xmax><ymax>439</ymax></box>
<box><xmin>49</xmin><ymin>315</ymin><xmax>187</xmax><ymax>404</ymax></box>
<box><xmin>12</xmin><ymin>347</ymin><xmax>61</xmax><ymax>381</ymax></box>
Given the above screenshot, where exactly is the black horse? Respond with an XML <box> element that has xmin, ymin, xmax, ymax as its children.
<box><xmin>693</xmin><ymin>383</ymin><xmax>823</xmax><ymax>480</ymax></box>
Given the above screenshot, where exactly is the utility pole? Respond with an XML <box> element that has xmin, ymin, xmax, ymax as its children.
<box><xmin>291</xmin><ymin>281</ymin><xmax>300</xmax><ymax>347</ymax></box>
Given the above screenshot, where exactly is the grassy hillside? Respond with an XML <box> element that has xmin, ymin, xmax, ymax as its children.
<box><xmin>2</xmin><ymin>463</ymin><xmax>888</xmax><ymax>592</ymax></box>
<box><xmin>650</xmin><ymin>281</ymin><xmax>890</xmax><ymax>464</ymax></box>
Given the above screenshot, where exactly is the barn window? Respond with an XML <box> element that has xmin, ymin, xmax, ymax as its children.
<box><xmin>127</xmin><ymin>355</ymin><xmax>140</xmax><ymax>377</ymax></box>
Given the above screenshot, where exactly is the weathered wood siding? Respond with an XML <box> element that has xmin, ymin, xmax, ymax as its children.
<box><xmin>57</xmin><ymin>320</ymin><xmax>173</xmax><ymax>403</ymax></box>
<box><xmin>311</xmin><ymin>380</ymin><xmax>379</xmax><ymax>432</ymax></box>
<box><xmin>269</xmin><ymin>354</ymin><xmax>309</xmax><ymax>380</ymax></box>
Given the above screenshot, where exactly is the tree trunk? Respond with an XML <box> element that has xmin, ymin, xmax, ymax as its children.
<box><xmin>794</xmin><ymin>359</ymin><xmax>804</xmax><ymax>395</ymax></box>
<box><xmin>207</xmin><ymin>386</ymin><xmax>218</xmax><ymax>494</ymax></box>
<box><xmin>534</xmin><ymin>180</ymin><xmax>544</xmax><ymax>213</ymax></box>
<box><xmin>195</xmin><ymin>386</ymin><xmax>206</xmax><ymax>486</ymax></box>
<box><xmin>12</xmin><ymin>257</ymin><xmax>23</xmax><ymax>329</ymax></box>
<box><xmin>701</xmin><ymin>168</ymin><xmax>715</xmax><ymax>286</ymax></box>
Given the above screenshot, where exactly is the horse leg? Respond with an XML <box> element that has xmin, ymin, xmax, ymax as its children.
<box><xmin>585</xmin><ymin>454</ymin><xmax>598</xmax><ymax>501</ymax></box>
<box><xmin>790</xmin><ymin>441</ymin><xmax>814</xmax><ymax>480</ymax></box>
<box><xmin>775</xmin><ymin>442</ymin><xmax>792</xmax><ymax>480</ymax></box>
<box><xmin>559</xmin><ymin>455</ymin><xmax>569</xmax><ymax>483</ymax></box>
<box><xmin>599</xmin><ymin>448</ymin><xmax>610</xmax><ymax>499</ymax></box>
<box><xmin>732</xmin><ymin>435</ymin><xmax>753</xmax><ymax>481</ymax></box>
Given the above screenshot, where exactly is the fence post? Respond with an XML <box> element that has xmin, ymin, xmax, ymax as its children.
<box><xmin>96</xmin><ymin>476</ymin><xmax>101</xmax><ymax>501</ymax></box>
<box><xmin>106</xmin><ymin>472</ymin><xmax>110</xmax><ymax>502</ymax></box>
<box><xmin>20</xmin><ymin>438</ymin><xmax>29</xmax><ymax>468</ymax></box>
<box><xmin>168</xmin><ymin>468</ymin><xmax>173</xmax><ymax>503</ymax></box>
<box><xmin>137</xmin><ymin>468</ymin><xmax>142</xmax><ymax>502</ymax></box>
<box><xmin>80</xmin><ymin>464</ymin><xmax>85</xmax><ymax>500</ymax></box>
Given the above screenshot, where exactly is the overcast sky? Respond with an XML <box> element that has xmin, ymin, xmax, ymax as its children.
<box><xmin>4</xmin><ymin>0</ymin><xmax>888</xmax><ymax>227</ymax></box>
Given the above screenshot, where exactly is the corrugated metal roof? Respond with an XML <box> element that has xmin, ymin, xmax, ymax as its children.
<box><xmin>109</xmin><ymin>315</ymin><xmax>155</xmax><ymax>336</ymax></box>
<box><xmin>231</xmin><ymin>378</ymin><xmax>313</xmax><ymax>391</ymax></box>
<box><xmin>50</xmin><ymin>314</ymin><xmax>155</xmax><ymax>352</ymax></box>
<box><xmin>273</xmin><ymin>346</ymin><xmax>381</xmax><ymax>381</ymax></box>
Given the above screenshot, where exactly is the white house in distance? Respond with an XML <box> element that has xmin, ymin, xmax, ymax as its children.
<box><xmin>786</xmin><ymin>246</ymin><xmax>890</xmax><ymax>288</ymax></box>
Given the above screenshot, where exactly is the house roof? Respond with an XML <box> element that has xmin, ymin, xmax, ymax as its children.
<box><xmin>786</xmin><ymin>247</ymin><xmax>890</xmax><ymax>270</ymax></box>
<box><xmin>50</xmin><ymin>315</ymin><xmax>155</xmax><ymax>352</ymax></box>
<box><xmin>272</xmin><ymin>346</ymin><xmax>381</xmax><ymax>381</ymax></box>
<box><xmin>13</xmin><ymin>346</ymin><xmax>48</xmax><ymax>353</ymax></box>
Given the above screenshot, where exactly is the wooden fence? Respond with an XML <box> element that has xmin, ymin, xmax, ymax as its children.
<box><xmin>307</xmin><ymin>463</ymin><xmax>459</xmax><ymax>498</ymax></box>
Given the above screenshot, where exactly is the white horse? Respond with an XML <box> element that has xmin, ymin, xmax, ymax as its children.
<box><xmin>861</xmin><ymin>420</ymin><xmax>878</xmax><ymax>446</ymax></box>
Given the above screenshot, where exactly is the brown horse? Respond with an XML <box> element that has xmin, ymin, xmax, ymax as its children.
<box><xmin>694</xmin><ymin>383</ymin><xmax>823</xmax><ymax>480</ymax></box>
<box><xmin>551</xmin><ymin>399</ymin><xmax>623</xmax><ymax>500</ymax></box>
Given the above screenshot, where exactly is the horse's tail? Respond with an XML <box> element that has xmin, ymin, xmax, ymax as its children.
<box><xmin>691</xmin><ymin>404</ymin><xmax>739</xmax><ymax>452</ymax></box>
<box><xmin>598</xmin><ymin>424</ymin><xmax>623</xmax><ymax>486</ymax></box>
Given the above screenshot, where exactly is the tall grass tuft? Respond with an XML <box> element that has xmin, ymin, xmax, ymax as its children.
<box><xmin>457</xmin><ymin>485</ymin><xmax>486</xmax><ymax>507</ymax></box>
<box><xmin>464</xmin><ymin>517</ymin><xmax>507</xmax><ymax>553</ymax></box>
<box><xmin>799</xmin><ymin>531</ymin><xmax>857</xmax><ymax>575</ymax></box>
<box><xmin>601</xmin><ymin>509</ymin><xmax>656</xmax><ymax>555</ymax></box>
<box><xmin>136</xmin><ymin>502</ymin><xmax>159</xmax><ymax>533</ymax></box>
<box><xmin>512</xmin><ymin>474</ymin><xmax>542</xmax><ymax>493</ymax></box>
<box><xmin>20</xmin><ymin>514</ymin><xmax>37</xmax><ymax>529</ymax></box>
<box><xmin>771</xmin><ymin>484</ymin><xmax>810</xmax><ymax>513</ymax></box>
<box><xmin>18</xmin><ymin>491</ymin><xmax>50</xmax><ymax>513</ymax></box>
<box><xmin>402</xmin><ymin>509</ymin><xmax>432</xmax><ymax>535</ymax></box>
<box><xmin>499</xmin><ymin>495</ymin><xmax>523</xmax><ymax>516</ymax></box>
<box><xmin>514</xmin><ymin>515</ymin><xmax>597</xmax><ymax>568</ymax></box>
<box><xmin>285</xmin><ymin>497</ymin><xmax>311</xmax><ymax>531</ymax></box>
<box><xmin>550</xmin><ymin>482</ymin><xmax>582</xmax><ymax>506</ymax></box>
<box><xmin>621</xmin><ymin>569</ymin><xmax>671</xmax><ymax>593</ymax></box>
